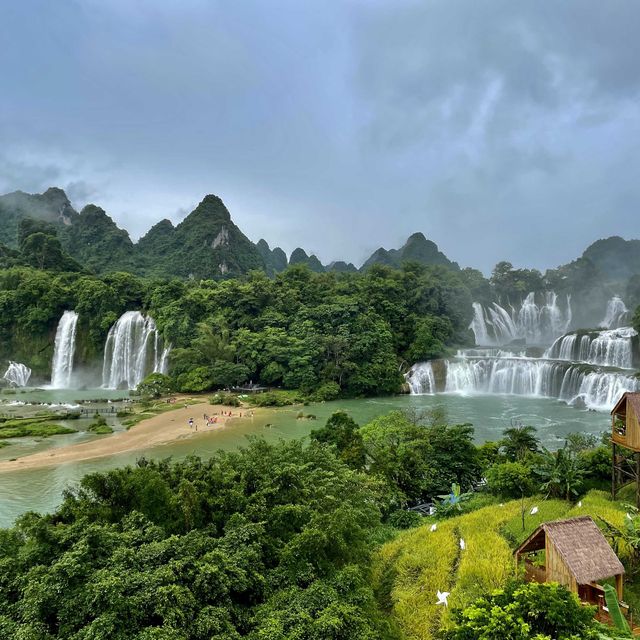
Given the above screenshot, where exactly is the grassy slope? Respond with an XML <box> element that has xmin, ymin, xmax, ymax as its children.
<box><xmin>374</xmin><ymin>491</ymin><xmax>632</xmax><ymax>640</ymax></box>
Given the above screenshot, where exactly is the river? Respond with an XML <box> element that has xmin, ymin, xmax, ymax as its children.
<box><xmin>0</xmin><ymin>391</ymin><xmax>607</xmax><ymax>528</ymax></box>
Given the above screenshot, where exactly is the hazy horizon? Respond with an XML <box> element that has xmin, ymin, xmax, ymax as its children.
<box><xmin>2</xmin><ymin>1</ymin><xmax>639</xmax><ymax>273</ymax></box>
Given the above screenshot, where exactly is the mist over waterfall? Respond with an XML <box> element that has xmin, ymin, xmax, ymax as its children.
<box><xmin>408</xmin><ymin>294</ymin><xmax>639</xmax><ymax>411</ymax></box>
<box><xmin>50</xmin><ymin>311</ymin><xmax>79</xmax><ymax>389</ymax></box>
<box><xmin>102</xmin><ymin>311</ymin><xmax>169</xmax><ymax>390</ymax></box>
<box><xmin>470</xmin><ymin>292</ymin><xmax>572</xmax><ymax>346</ymax></box>
<box><xmin>600</xmin><ymin>296</ymin><xmax>629</xmax><ymax>329</ymax></box>
<box><xmin>3</xmin><ymin>362</ymin><xmax>31</xmax><ymax>387</ymax></box>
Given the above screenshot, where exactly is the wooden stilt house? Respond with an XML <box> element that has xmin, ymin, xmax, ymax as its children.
<box><xmin>515</xmin><ymin>516</ymin><xmax>625</xmax><ymax>614</ymax></box>
<box><xmin>611</xmin><ymin>392</ymin><xmax>640</xmax><ymax>506</ymax></box>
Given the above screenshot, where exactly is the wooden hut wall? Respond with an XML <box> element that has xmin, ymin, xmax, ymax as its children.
<box><xmin>626</xmin><ymin>403</ymin><xmax>640</xmax><ymax>450</ymax></box>
<box><xmin>546</xmin><ymin>537</ymin><xmax>577</xmax><ymax>593</ymax></box>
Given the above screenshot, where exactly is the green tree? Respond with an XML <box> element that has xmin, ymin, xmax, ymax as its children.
<box><xmin>0</xmin><ymin>440</ymin><xmax>391</xmax><ymax>639</ymax></box>
<box><xmin>535</xmin><ymin>446</ymin><xmax>584</xmax><ymax>500</ymax></box>
<box><xmin>310</xmin><ymin>411</ymin><xmax>366</xmax><ymax>470</ymax></box>
<box><xmin>136</xmin><ymin>372</ymin><xmax>173</xmax><ymax>398</ymax></box>
<box><xmin>501</xmin><ymin>425</ymin><xmax>540</xmax><ymax>461</ymax></box>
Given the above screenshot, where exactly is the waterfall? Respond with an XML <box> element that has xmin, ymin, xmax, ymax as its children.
<box><xmin>406</xmin><ymin>362</ymin><xmax>436</xmax><ymax>394</ymax></box>
<box><xmin>469</xmin><ymin>291</ymin><xmax>572</xmax><ymax>346</ymax></box>
<box><xmin>102</xmin><ymin>311</ymin><xmax>169</xmax><ymax>389</ymax></box>
<box><xmin>441</xmin><ymin>354</ymin><xmax>639</xmax><ymax>410</ymax></box>
<box><xmin>3</xmin><ymin>362</ymin><xmax>31</xmax><ymax>387</ymax></box>
<box><xmin>544</xmin><ymin>327</ymin><xmax>637</xmax><ymax>369</ymax></box>
<box><xmin>600</xmin><ymin>296</ymin><xmax>629</xmax><ymax>329</ymax></box>
<box><xmin>50</xmin><ymin>310</ymin><xmax>79</xmax><ymax>388</ymax></box>
<box><xmin>470</xmin><ymin>303</ymin><xmax>490</xmax><ymax>346</ymax></box>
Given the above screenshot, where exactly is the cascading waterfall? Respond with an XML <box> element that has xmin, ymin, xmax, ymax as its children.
<box><xmin>406</xmin><ymin>362</ymin><xmax>436</xmax><ymax>395</ymax></box>
<box><xmin>441</xmin><ymin>355</ymin><xmax>639</xmax><ymax>410</ymax></box>
<box><xmin>50</xmin><ymin>310</ymin><xmax>79</xmax><ymax>388</ymax></box>
<box><xmin>544</xmin><ymin>327</ymin><xmax>637</xmax><ymax>369</ymax></box>
<box><xmin>102</xmin><ymin>311</ymin><xmax>170</xmax><ymax>389</ymax></box>
<box><xmin>469</xmin><ymin>291</ymin><xmax>572</xmax><ymax>346</ymax></box>
<box><xmin>3</xmin><ymin>362</ymin><xmax>31</xmax><ymax>387</ymax></box>
<box><xmin>408</xmin><ymin>295</ymin><xmax>639</xmax><ymax>411</ymax></box>
<box><xmin>600</xmin><ymin>296</ymin><xmax>629</xmax><ymax>329</ymax></box>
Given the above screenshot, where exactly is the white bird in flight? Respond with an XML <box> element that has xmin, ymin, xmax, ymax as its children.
<box><xmin>530</xmin><ymin>506</ymin><xmax>539</xmax><ymax>515</ymax></box>
<box><xmin>436</xmin><ymin>590</ymin><xmax>450</xmax><ymax>607</ymax></box>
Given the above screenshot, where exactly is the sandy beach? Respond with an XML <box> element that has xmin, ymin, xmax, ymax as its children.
<box><xmin>0</xmin><ymin>402</ymin><xmax>242</xmax><ymax>472</ymax></box>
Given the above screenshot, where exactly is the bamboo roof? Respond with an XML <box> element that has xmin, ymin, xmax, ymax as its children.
<box><xmin>612</xmin><ymin>392</ymin><xmax>640</xmax><ymax>416</ymax></box>
<box><xmin>516</xmin><ymin>516</ymin><xmax>624</xmax><ymax>585</ymax></box>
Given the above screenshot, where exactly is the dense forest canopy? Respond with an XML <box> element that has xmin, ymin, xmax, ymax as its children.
<box><xmin>1</xmin><ymin>187</ymin><xmax>640</xmax><ymax>394</ymax></box>
<box><xmin>0</xmin><ymin>261</ymin><xmax>473</xmax><ymax>395</ymax></box>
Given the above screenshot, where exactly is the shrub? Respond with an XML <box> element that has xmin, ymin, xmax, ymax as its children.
<box><xmin>248</xmin><ymin>391</ymin><xmax>299</xmax><ymax>407</ymax></box>
<box><xmin>387</xmin><ymin>509</ymin><xmax>424</xmax><ymax>529</ymax></box>
<box><xmin>136</xmin><ymin>373</ymin><xmax>173</xmax><ymax>398</ymax></box>
<box><xmin>310</xmin><ymin>381</ymin><xmax>340</xmax><ymax>402</ymax></box>
<box><xmin>486</xmin><ymin>462</ymin><xmax>535</xmax><ymax>499</ymax></box>
<box><xmin>445</xmin><ymin>581</ymin><xmax>602</xmax><ymax>639</ymax></box>
<box><xmin>209</xmin><ymin>392</ymin><xmax>241</xmax><ymax>407</ymax></box>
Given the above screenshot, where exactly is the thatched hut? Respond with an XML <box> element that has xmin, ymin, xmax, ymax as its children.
<box><xmin>514</xmin><ymin>516</ymin><xmax>624</xmax><ymax>602</ymax></box>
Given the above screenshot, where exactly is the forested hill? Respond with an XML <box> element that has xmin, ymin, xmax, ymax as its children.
<box><xmin>0</xmin><ymin>188</ymin><xmax>457</xmax><ymax>278</ymax></box>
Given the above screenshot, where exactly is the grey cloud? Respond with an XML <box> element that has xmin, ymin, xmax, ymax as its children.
<box><xmin>1</xmin><ymin>0</ymin><xmax>639</xmax><ymax>273</ymax></box>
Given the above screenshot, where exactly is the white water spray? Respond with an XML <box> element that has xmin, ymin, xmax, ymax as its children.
<box><xmin>406</xmin><ymin>362</ymin><xmax>436</xmax><ymax>395</ymax></box>
<box><xmin>50</xmin><ymin>311</ymin><xmax>79</xmax><ymax>388</ymax></box>
<box><xmin>469</xmin><ymin>292</ymin><xmax>572</xmax><ymax>346</ymax></box>
<box><xmin>600</xmin><ymin>296</ymin><xmax>629</xmax><ymax>329</ymax></box>
<box><xmin>3</xmin><ymin>362</ymin><xmax>31</xmax><ymax>387</ymax></box>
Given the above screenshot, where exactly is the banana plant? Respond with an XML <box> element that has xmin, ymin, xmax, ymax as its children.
<box><xmin>601</xmin><ymin>583</ymin><xmax>632</xmax><ymax>638</ymax></box>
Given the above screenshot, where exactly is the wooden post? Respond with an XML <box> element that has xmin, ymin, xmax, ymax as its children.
<box><xmin>616</xmin><ymin>573</ymin><xmax>624</xmax><ymax>601</ymax></box>
<box><xmin>612</xmin><ymin>442</ymin><xmax>617</xmax><ymax>499</ymax></box>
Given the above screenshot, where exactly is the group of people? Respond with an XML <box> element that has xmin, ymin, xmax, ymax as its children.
<box><xmin>187</xmin><ymin>408</ymin><xmax>254</xmax><ymax>431</ymax></box>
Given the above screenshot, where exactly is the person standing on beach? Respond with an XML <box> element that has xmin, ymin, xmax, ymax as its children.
<box><xmin>188</xmin><ymin>418</ymin><xmax>194</xmax><ymax>429</ymax></box>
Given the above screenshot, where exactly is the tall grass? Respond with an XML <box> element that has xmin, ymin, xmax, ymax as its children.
<box><xmin>373</xmin><ymin>521</ymin><xmax>458</xmax><ymax>639</ymax></box>
<box><xmin>375</xmin><ymin>491</ymin><xmax>634</xmax><ymax>639</ymax></box>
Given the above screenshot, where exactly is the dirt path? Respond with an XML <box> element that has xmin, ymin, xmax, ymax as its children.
<box><xmin>0</xmin><ymin>402</ymin><xmax>242</xmax><ymax>472</ymax></box>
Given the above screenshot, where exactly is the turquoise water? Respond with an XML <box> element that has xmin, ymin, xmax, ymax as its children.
<box><xmin>0</xmin><ymin>393</ymin><xmax>608</xmax><ymax>528</ymax></box>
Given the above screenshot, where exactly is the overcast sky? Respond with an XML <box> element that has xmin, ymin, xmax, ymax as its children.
<box><xmin>1</xmin><ymin>1</ymin><xmax>639</xmax><ymax>273</ymax></box>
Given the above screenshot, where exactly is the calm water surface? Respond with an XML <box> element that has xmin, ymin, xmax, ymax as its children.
<box><xmin>0</xmin><ymin>392</ymin><xmax>608</xmax><ymax>527</ymax></box>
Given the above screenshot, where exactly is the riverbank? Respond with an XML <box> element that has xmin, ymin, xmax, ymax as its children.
<box><xmin>0</xmin><ymin>401</ymin><xmax>244</xmax><ymax>472</ymax></box>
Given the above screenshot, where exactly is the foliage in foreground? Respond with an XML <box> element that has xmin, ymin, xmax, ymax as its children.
<box><xmin>0</xmin><ymin>440</ymin><xmax>395</xmax><ymax>640</ymax></box>
<box><xmin>445</xmin><ymin>581</ymin><xmax>617</xmax><ymax>640</ymax></box>
<box><xmin>374</xmin><ymin>490</ymin><xmax>634</xmax><ymax>640</ymax></box>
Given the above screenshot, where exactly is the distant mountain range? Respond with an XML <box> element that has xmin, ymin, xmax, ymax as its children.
<box><xmin>0</xmin><ymin>188</ymin><xmax>459</xmax><ymax>278</ymax></box>
<box><xmin>0</xmin><ymin>188</ymin><xmax>638</xmax><ymax>288</ymax></box>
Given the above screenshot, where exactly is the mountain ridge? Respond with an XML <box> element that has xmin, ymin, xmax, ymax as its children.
<box><xmin>2</xmin><ymin>187</ymin><xmax>636</xmax><ymax>284</ymax></box>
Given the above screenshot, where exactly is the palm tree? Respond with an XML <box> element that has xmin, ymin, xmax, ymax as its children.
<box><xmin>501</xmin><ymin>425</ymin><xmax>540</xmax><ymax>461</ymax></box>
<box><xmin>534</xmin><ymin>446</ymin><xmax>584</xmax><ymax>501</ymax></box>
